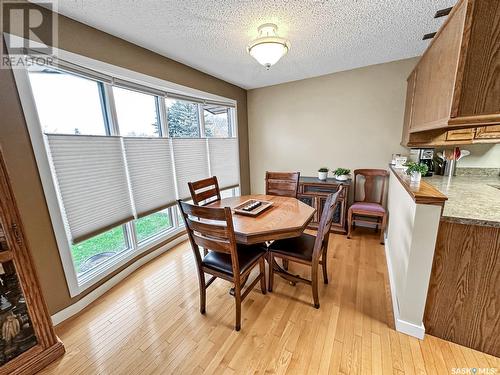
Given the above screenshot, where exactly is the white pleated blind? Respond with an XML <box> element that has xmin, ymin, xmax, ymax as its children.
<box><xmin>123</xmin><ymin>138</ymin><xmax>176</xmax><ymax>217</ymax></box>
<box><xmin>172</xmin><ymin>138</ymin><xmax>210</xmax><ymax>199</ymax></box>
<box><xmin>208</xmin><ymin>138</ymin><xmax>239</xmax><ymax>189</ymax></box>
<box><xmin>45</xmin><ymin>134</ymin><xmax>134</xmax><ymax>244</ymax></box>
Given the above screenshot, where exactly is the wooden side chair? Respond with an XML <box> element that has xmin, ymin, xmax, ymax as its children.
<box><xmin>188</xmin><ymin>176</ymin><xmax>221</xmax><ymax>206</ymax></box>
<box><xmin>267</xmin><ymin>186</ymin><xmax>344</xmax><ymax>308</ymax></box>
<box><xmin>265</xmin><ymin>171</ymin><xmax>300</xmax><ymax>270</ymax></box>
<box><xmin>265</xmin><ymin>171</ymin><xmax>300</xmax><ymax>198</ymax></box>
<box><xmin>178</xmin><ymin>200</ymin><xmax>267</xmax><ymax>331</ymax></box>
<box><xmin>347</xmin><ymin>169</ymin><xmax>388</xmax><ymax>244</ymax></box>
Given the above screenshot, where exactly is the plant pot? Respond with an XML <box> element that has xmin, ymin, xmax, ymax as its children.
<box><xmin>335</xmin><ymin>174</ymin><xmax>349</xmax><ymax>181</ymax></box>
<box><xmin>410</xmin><ymin>171</ymin><xmax>421</xmax><ymax>183</ymax></box>
<box><xmin>318</xmin><ymin>171</ymin><xmax>328</xmax><ymax>181</ymax></box>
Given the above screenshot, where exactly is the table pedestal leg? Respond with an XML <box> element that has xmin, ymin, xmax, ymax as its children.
<box><xmin>269</xmin><ymin>257</ymin><xmax>299</xmax><ymax>286</ymax></box>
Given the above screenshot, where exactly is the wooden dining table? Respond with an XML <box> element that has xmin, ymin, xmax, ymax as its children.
<box><xmin>207</xmin><ymin>194</ymin><xmax>316</xmax><ymax>244</ymax></box>
<box><xmin>207</xmin><ymin>194</ymin><xmax>316</xmax><ymax>293</ymax></box>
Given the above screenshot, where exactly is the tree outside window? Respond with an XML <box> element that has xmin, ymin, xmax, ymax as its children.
<box><xmin>166</xmin><ymin>99</ymin><xmax>200</xmax><ymax>138</ymax></box>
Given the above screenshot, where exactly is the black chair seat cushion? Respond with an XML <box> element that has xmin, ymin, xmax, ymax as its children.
<box><xmin>202</xmin><ymin>244</ymin><xmax>266</xmax><ymax>276</ymax></box>
<box><xmin>269</xmin><ymin>233</ymin><xmax>316</xmax><ymax>261</ymax></box>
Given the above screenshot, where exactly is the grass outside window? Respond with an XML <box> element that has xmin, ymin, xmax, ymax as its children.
<box><xmin>71</xmin><ymin>209</ymin><xmax>172</xmax><ymax>275</ymax></box>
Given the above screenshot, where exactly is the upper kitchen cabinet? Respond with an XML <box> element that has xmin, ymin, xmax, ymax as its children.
<box><xmin>405</xmin><ymin>0</ymin><xmax>500</xmax><ymax>135</ymax></box>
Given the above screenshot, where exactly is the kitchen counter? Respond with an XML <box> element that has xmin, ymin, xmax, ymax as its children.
<box><xmin>425</xmin><ymin>175</ymin><xmax>500</xmax><ymax>227</ymax></box>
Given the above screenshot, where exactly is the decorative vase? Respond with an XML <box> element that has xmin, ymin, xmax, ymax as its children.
<box><xmin>335</xmin><ymin>174</ymin><xmax>349</xmax><ymax>181</ymax></box>
<box><xmin>318</xmin><ymin>171</ymin><xmax>328</xmax><ymax>181</ymax></box>
<box><xmin>410</xmin><ymin>171</ymin><xmax>422</xmax><ymax>183</ymax></box>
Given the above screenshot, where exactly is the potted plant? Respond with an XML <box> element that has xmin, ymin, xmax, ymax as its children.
<box><xmin>405</xmin><ymin>162</ymin><xmax>428</xmax><ymax>183</ymax></box>
<box><xmin>318</xmin><ymin>167</ymin><xmax>329</xmax><ymax>181</ymax></box>
<box><xmin>333</xmin><ymin>168</ymin><xmax>351</xmax><ymax>181</ymax></box>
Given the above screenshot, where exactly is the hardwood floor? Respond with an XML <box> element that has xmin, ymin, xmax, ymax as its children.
<box><xmin>40</xmin><ymin>228</ymin><xmax>499</xmax><ymax>374</ymax></box>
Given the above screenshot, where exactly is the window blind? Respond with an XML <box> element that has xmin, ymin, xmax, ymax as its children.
<box><xmin>45</xmin><ymin>134</ymin><xmax>134</xmax><ymax>244</ymax></box>
<box><xmin>172</xmin><ymin>138</ymin><xmax>210</xmax><ymax>199</ymax></box>
<box><xmin>208</xmin><ymin>138</ymin><xmax>240</xmax><ymax>189</ymax></box>
<box><xmin>122</xmin><ymin>138</ymin><xmax>176</xmax><ymax>217</ymax></box>
<box><xmin>113</xmin><ymin>78</ymin><xmax>165</xmax><ymax>97</ymax></box>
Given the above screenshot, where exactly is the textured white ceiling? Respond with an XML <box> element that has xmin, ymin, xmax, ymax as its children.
<box><xmin>53</xmin><ymin>0</ymin><xmax>456</xmax><ymax>89</ymax></box>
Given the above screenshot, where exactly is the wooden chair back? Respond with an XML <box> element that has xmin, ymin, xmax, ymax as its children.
<box><xmin>188</xmin><ymin>176</ymin><xmax>221</xmax><ymax>206</ymax></box>
<box><xmin>265</xmin><ymin>171</ymin><xmax>300</xmax><ymax>198</ymax></box>
<box><xmin>352</xmin><ymin>169</ymin><xmax>388</xmax><ymax>205</ymax></box>
<box><xmin>178</xmin><ymin>200</ymin><xmax>240</xmax><ymax>275</ymax></box>
<box><xmin>312</xmin><ymin>186</ymin><xmax>344</xmax><ymax>261</ymax></box>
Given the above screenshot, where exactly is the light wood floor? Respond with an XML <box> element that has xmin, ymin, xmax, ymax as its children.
<box><xmin>40</xmin><ymin>229</ymin><xmax>499</xmax><ymax>374</ymax></box>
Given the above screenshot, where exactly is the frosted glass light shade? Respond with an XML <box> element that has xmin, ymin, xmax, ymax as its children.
<box><xmin>247</xmin><ymin>24</ymin><xmax>290</xmax><ymax>69</ymax></box>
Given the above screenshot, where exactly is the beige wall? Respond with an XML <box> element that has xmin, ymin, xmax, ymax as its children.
<box><xmin>456</xmin><ymin>144</ymin><xmax>500</xmax><ymax>168</ymax></box>
<box><xmin>0</xmin><ymin>8</ymin><xmax>249</xmax><ymax>314</ymax></box>
<box><xmin>247</xmin><ymin>58</ymin><xmax>419</xmax><ymax>193</ymax></box>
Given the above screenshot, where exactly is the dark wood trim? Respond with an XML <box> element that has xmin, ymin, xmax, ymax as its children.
<box><xmin>389</xmin><ymin>166</ymin><xmax>447</xmax><ymax>206</ymax></box>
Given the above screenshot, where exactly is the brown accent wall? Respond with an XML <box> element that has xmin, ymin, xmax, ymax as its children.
<box><xmin>0</xmin><ymin>9</ymin><xmax>249</xmax><ymax>314</ymax></box>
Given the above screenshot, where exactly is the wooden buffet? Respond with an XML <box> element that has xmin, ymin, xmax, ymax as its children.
<box><xmin>297</xmin><ymin>177</ymin><xmax>350</xmax><ymax>234</ymax></box>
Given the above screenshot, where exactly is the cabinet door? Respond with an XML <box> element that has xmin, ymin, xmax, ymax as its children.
<box><xmin>475</xmin><ymin>125</ymin><xmax>500</xmax><ymax>139</ymax></box>
<box><xmin>298</xmin><ymin>195</ymin><xmax>318</xmax><ymax>224</ymax></box>
<box><xmin>410</xmin><ymin>0</ymin><xmax>468</xmax><ymax>131</ymax></box>
<box><xmin>446</xmin><ymin>128</ymin><xmax>475</xmax><ymax>141</ymax></box>
<box><xmin>401</xmin><ymin>69</ymin><xmax>417</xmax><ymax>145</ymax></box>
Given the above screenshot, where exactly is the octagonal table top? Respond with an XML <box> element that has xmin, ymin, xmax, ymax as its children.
<box><xmin>207</xmin><ymin>194</ymin><xmax>316</xmax><ymax>245</ymax></box>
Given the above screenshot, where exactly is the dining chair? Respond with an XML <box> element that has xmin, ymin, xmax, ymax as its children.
<box><xmin>264</xmin><ymin>171</ymin><xmax>301</xmax><ymax>270</ymax></box>
<box><xmin>267</xmin><ymin>186</ymin><xmax>343</xmax><ymax>309</ymax></box>
<box><xmin>265</xmin><ymin>171</ymin><xmax>300</xmax><ymax>198</ymax></box>
<box><xmin>188</xmin><ymin>176</ymin><xmax>221</xmax><ymax>206</ymax></box>
<box><xmin>178</xmin><ymin>200</ymin><xmax>267</xmax><ymax>331</ymax></box>
<box><xmin>346</xmin><ymin>169</ymin><xmax>388</xmax><ymax>244</ymax></box>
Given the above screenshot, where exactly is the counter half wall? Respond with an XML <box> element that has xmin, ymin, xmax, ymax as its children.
<box><xmin>385</xmin><ymin>166</ymin><xmax>447</xmax><ymax>339</ymax></box>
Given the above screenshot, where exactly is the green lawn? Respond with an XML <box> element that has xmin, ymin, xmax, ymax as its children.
<box><xmin>72</xmin><ymin>211</ymin><xmax>171</xmax><ymax>274</ymax></box>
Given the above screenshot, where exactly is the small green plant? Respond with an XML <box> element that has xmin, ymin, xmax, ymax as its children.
<box><xmin>405</xmin><ymin>162</ymin><xmax>428</xmax><ymax>176</ymax></box>
<box><xmin>318</xmin><ymin>167</ymin><xmax>329</xmax><ymax>172</ymax></box>
<box><xmin>333</xmin><ymin>168</ymin><xmax>351</xmax><ymax>176</ymax></box>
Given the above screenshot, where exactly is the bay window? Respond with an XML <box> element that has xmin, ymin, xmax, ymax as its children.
<box><xmin>22</xmin><ymin>58</ymin><xmax>239</xmax><ymax>296</ymax></box>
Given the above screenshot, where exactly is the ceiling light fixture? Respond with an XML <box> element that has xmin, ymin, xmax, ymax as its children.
<box><xmin>247</xmin><ymin>23</ymin><xmax>290</xmax><ymax>69</ymax></box>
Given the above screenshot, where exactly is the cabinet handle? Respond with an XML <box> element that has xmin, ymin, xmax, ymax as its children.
<box><xmin>11</xmin><ymin>223</ymin><xmax>22</xmax><ymax>246</ymax></box>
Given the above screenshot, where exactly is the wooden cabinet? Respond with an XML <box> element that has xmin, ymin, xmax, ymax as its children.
<box><xmin>401</xmin><ymin>0</ymin><xmax>500</xmax><ymax>144</ymax></box>
<box><xmin>475</xmin><ymin>125</ymin><xmax>500</xmax><ymax>139</ymax></box>
<box><xmin>297</xmin><ymin>177</ymin><xmax>350</xmax><ymax>234</ymax></box>
<box><xmin>401</xmin><ymin>70</ymin><xmax>417</xmax><ymax>146</ymax></box>
<box><xmin>403</xmin><ymin>124</ymin><xmax>500</xmax><ymax>147</ymax></box>
<box><xmin>410</xmin><ymin>0</ymin><xmax>468</xmax><ymax>132</ymax></box>
<box><xmin>0</xmin><ymin>150</ymin><xmax>64</xmax><ymax>374</ymax></box>
<box><xmin>446</xmin><ymin>128</ymin><xmax>475</xmax><ymax>141</ymax></box>
<box><xmin>424</xmin><ymin>219</ymin><xmax>500</xmax><ymax>357</ymax></box>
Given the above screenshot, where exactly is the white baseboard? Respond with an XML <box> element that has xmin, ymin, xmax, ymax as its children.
<box><xmin>51</xmin><ymin>234</ymin><xmax>188</xmax><ymax>326</ymax></box>
<box><xmin>384</xmin><ymin>236</ymin><xmax>425</xmax><ymax>340</ymax></box>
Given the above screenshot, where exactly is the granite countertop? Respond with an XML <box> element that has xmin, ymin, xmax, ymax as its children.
<box><xmin>425</xmin><ymin>175</ymin><xmax>500</xmax><ymax>226</ymax></box>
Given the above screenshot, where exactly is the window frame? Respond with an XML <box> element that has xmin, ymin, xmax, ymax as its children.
<box><xmin>11</xmin><ymin>37</ymin><xmax>238</xmax><ymax>297</ymax></box>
